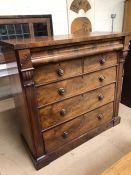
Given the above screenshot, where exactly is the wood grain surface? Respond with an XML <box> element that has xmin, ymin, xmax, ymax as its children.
<box><xmin>34</xmin><ymin>59</ymin><xmax>82</xmax><ymax>85</ymax></box>
<box><xmin>43</xmin><ymin>103</ymin><xmax>113</xmax><ymax>152</ymax></box>
<box><xmin>0</xmin><ymin>32</ymin><xmax>127</xmax><ymax>169</ymax></box>
<box><xmin>36</xmin><ymin>67</ymin><xmax>116</xmax><ymax>106</ymax></box>
<box><xmin>84</xmin><ymin>52</ymin><xmax>117</xmax><ymax>73</ymax></box>
<box><xmin>39</xmin><ymin>84</ymin><xmax>115</xmax><ymax>129</ymax></box>
<box><xmin>101</xmin><ymin>152</ymin><xmax>131</xmax><ymax>175</ymax></box>
<box><xmin>71</xmin><ymin>17</ymin><xmax>92</xmax><ymax>34</ymax></box>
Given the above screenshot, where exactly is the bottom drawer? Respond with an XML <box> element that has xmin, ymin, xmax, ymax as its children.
<box><xmin>43</xmin><ymin>103</ymin><xmax>114</xmax><ymax>152</ymax></box>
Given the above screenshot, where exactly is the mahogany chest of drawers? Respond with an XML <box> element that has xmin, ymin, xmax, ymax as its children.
<box><xmin>0</xmin><ymin>32</ymin><xmax>128</xmax><ymax>169</ymax></box>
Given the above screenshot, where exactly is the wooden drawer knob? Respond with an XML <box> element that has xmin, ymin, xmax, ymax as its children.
<box><xmin>98</xmin><ymin>94</ymin><xmax>104</xmax><ymax>101</ymax></box>
<box><xmin>62</xmin><ymin>131</ymin><xmax>69</xmax><ymax>139</ymax></box>
<box><xmin>98</xmin><ymin>75</ymin><xmax>105</xmax><ymax>82</ymax></box>
<box><xmin>57</xmin><ymin>68</ymin><xmax>64</xmax><ymax>76</ymax></box>
<box><xmin>97</xmin><ymin>114</ymin><xmax>103</xmax><ymax>120</ymax></box>
<box><xmin>58</xmin><ymin>88</ymin><xmax>65</xmax><ymax>96</ymax></box>
<box><xmin>60</xmin><ymin>109</ymin><xmax>66</xmax><ymax>116</ymax></box>
<box><xmin>99</xmin><ymin>58</ymin><xmax>106</xmax><ymax>65</ymax></box>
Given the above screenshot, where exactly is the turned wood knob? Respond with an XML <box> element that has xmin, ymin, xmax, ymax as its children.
<box><xmin>62</xmin><ymin>131</ymin><xmax>69</xmax><ymax>139</ymax></box>
<box><xmin>58</xmin><ymin>88</ymin><xmax>65</xmax><ymax>96</ymax></box>
<box><xmin>98</xmin><ymin>94</ymin><xmax>104</xmax><ymax>101</ymax></box>
<box><xmin>98</xmin><ymin>75</ymin><xmax>105</xmax><ymax>82</ymax></box>
<box><xmin>99</xmin><ymin>58</ymin><xmax>106</xmax><ymax>65</ymax></box>
<box><xmin>57</xmin><ymin>68</ymin><xmax>64</xmax><ymax>76</ymax></box>
<box><xmin>97</xmin><ymin>114</ymin><xmax>103</xmax><ymax>120</ymax></box>
<box><xmin>60</xmin><ymin>109</ymin><xmax>66</xmax><ymax>116</ymax></box>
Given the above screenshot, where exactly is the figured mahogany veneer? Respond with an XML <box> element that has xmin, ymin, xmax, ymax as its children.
<box><xmin>34</xmin><ymin>51</ymin><xmax>117</xmax><ymax>86</ymax></box>
<box><xmin>36</xmin><ymin>67</ymin><xmax>116</xmax><ymax>106</ymax></box>
<box><xmin>39</xmin><ymin>83</ymin><xmax>115</xmax><ymax>129</ymax></box>
<box><xmin>0</xmin><ymin>32</ymin><xmax>128</xmax><ymax>170</ymax></box>
<box><xmin>34</xmin><ymin>59</ymin><xmax>82</xmax><ymax>85</ymax></box>
<box><xmin>84</xmin><ymin>51</ymin><xmax>117</xmax><ymax>72</ymax></box>
<box><xmin>43</xmin><ymin>103</ymin><xmax>113</xmax><ymax>152</ymax></box>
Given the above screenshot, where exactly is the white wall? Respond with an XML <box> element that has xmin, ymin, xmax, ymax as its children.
<box><xmin>0</xmin><ymin>0</ymin><xmax>68</xmax><ymax>35</ymax></box>
<box><xmin>67</xmin><ymin>0</ymin><xmax>125</xmax><ymax>33</ymax></box>
<box><xmin>94</xmin><ymin>0</ymin><xmax>125</xmax><ymax>32</ymax></box>
<box><xmin>0</xmin><ymin>0</ymin><xmax>125</xmax><ymax>34</ymax></box>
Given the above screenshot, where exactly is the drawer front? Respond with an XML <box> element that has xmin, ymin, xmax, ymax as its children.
<box><xmin>34</xmin><ymin>59</ymin><xmax>82</xmax><ymax>85</ymax></box>
<box><xmin>43</xmin><ymin>103</ymin><xmax>113</xmax><ymax>152</ymax></box>
<box><xmin>84</xmin><ymin>52</ymin><xmax>117</xmax><ymax>73</ymax></box>
<box><xmin>39</xmin><ymin>84</ymin><xmax>115</xmax><ymax>129</ymax></box>
<box><xmin>37</xmin><ymin>67</ymin><xmax>116</xmax><ymax>106</ymax></box>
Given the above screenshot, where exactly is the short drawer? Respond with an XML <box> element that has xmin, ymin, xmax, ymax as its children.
<box><xmin>84</xmin><ymin>52</ymin><xmax>117</xmax><ymax>73</ymax></box>
<box><xmin>39</xmin><ymin>83</ymin><xmax>115</xmax><ymax>129</ymax></box>
<box><xmin>36</xmin><ymin>67</ymin><xmax>116</xmax><ymax>106</ymax></box>
<box><xmin>34</xmin><ymin>59</ymin><xmax>82</xmax><ymax>85</ymax></box>
<box><xmin>43</xmin><ymin>103</ymin><xmax>113</xmax><ymax>152</ymax></box>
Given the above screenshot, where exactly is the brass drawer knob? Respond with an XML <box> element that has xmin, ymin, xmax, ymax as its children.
<box><xmin>98</xmin><ymin>94</ymin><xmax>104</xmax><ymax>101</ymax></box>
<box><xmin>99</xmin><ymin>58</ymin><xmax>106</xmax><ymax>65</ymax></box>
<box><xmin>98</xmin><ymin>75</ymin><xmax>105</xmax><ymax>82</ymax></box>
<box><xmin>57</xmin><ymin>68</ymin><xmax>64</xmax><ymax>76</ymax></box>
<box><xmin>97</xmin><ymin>114</ymin><xmax>103</xmax><ymax>120</ymax></box>
<box><xmin>60</xmin><ymin>109</ymin><xmax>66</xmax><ymax>116</ymax></box>
<box><xmin>58</xmin><ymin>88</ymin><xmax>65</xmax><ymax>96</ymax></box>
<box><xmin>62</xmin><ymin>131</ymin><xmax>69</xmax><ymax>139</ymax></box>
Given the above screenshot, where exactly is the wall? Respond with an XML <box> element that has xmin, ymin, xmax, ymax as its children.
<box><xmin>0</xmin><ymin>0</ymin><xmax>125</xmax><ymax>35</ymax></box>
<box><xmin>94</xmin><ymin>0</ymin><xmax>125</xmax><ymax>32</ymax></box>
<box><xmin>67</xmin><ymin>0</ymin><xmax>125</xmax><ymax>33</ymax></box>
<box><xmin>0</xmin><ymin>0</ymin><xmax>68</xmax><ymax>35</ymax></box>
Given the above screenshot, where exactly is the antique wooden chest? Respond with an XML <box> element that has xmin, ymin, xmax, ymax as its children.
<box><xmin>0</xmin><ymin>32</ymin><xmax>128</xmax><ymax>169</ymax></box>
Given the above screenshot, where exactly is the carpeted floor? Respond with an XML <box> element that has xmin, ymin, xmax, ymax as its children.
<box><xmin>0</xmin><ymin>102</ymin><xmax>131</xmax><ymax>175</ymax></box>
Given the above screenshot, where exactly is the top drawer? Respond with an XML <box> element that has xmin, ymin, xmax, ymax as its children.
<box><xmin>34</xmin><ymin>59</ymin><xmax>82</xmax><ymax>85</ymax></box>
<box><xmin>84</xmin><ymin>52</ymin><xmax>117</xmax><ymax>73</ymax></box>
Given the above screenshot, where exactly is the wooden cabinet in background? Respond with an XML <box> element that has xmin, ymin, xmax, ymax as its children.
<box><xmin>0</xmin><ymin>15</ymin><xmax>53</xmax><ymax>63</ymax></box>
<box><xmin>121</xmin><ymin>0</ymin><xmax>131</xmax><ymax>107</ymax></box>
<box><xmin>123</xmin><ymin>0</ymin><xmax>131</xmax><ymax>38</ymax></box>
<box><xmin>0</xmin><ymin>32</ymin><xmax>128</xmax><ymax>169</ymax></box>
<box><xmin>0</xmin><ymin>15</ymin><xmax>53</xmax><ymax>100</ymax></box>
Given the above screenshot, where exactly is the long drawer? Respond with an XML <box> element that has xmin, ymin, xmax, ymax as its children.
<box><xmin>39</xmin><ymin>83</ymin><xmax>115</xmax><ymax>130</ymax></box>
<box><xmin>36</xmin><ymin>67</ymin><xmax>116</xmax><ymax>106</ymax></box>
<box><xmin>34</xmin><ymin>52</ymin><xmax>117</xmax><ymax>86</ymax></box>
<box><xmin>43</xmin><ymin>103</ymin><xmax>114</xmax><ymax>152</ymax></box>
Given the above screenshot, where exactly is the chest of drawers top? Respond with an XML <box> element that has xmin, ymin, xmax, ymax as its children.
<box><xmin>0</xmin><ymin>32</ymin><xmax>128</xmax><ymax>170</ymax></box>
<box><xmin>0</xmin><ymin>32</ymin><xmax>127</xmax><ymax>67</ymax></box>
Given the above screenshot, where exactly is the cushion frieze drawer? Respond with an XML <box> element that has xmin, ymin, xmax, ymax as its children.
<box><xmin>39</xmin><ymin>83</ymin><xmax>115</xmax><ymax>129</ymax></box>
<box><xmin>36</xmin><ymin>67</ymin><xmax>116</xmax><ymax>106</ymax></box>
<box><xmin>84</xmin><ymin>52</ymin><xmax>117</xmax><ymax>73</ymax></box>
<box><xmin>43</xmin><ymin>103</ymin><xmax>114</xmax><ymax>152</ymax></box>
<box><xmin>34</xmin><ymin>59</ymin><xmax>82</xmax><ymax>85</ymax></box>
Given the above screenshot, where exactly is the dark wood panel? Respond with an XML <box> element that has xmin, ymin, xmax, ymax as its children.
<box><xmin>43</xmin><ymin>103</ymin><xmax>113</xmax><ymax>152</ymax></box>
<box><xmin>39</xmin><ymin>84</ymin><xmax>115</xmax><ymax>129</ymax></box>
<box><xmin>36</xmin><ymin>67</ymin><xmax>116</xmax><ymax>106</ymax></box>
